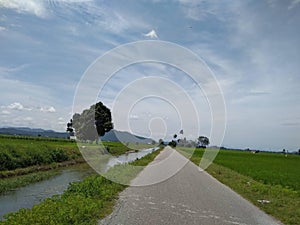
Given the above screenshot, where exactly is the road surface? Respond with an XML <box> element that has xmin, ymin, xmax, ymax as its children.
<box><xmin>99</xmin><ymin>147</ymin><xmax>282</xmax><ymax>225</ymax></box>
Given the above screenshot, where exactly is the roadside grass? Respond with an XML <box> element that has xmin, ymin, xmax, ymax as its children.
<box><xmin>178</xmin><ymin>147</ymin><xmax>300</xmax><ymax>225</ymax></box>
<box><xmin>207</xmin><ymin>163</ymin><xmax>300</xmax><ymax>225</ymax></box>
<box><xmin>0</xmin><ymin>148</ymin><xmax>162</xmax><ymax>224</ymax></box>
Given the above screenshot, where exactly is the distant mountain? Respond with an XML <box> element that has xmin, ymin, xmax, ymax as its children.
<box><xmin>0</xmin><ymin>127</ymin><xmax>154</xmax><ymax>143</ymax></box>
<box><xmin>101</xmin><ymin>129</ymin><xmax>154</xmax><ymax>144</ymax></box>
<box><xmin>0</xmin><ymin>127</ymin><xmax>68</xmax><ymax>138</ymax></box>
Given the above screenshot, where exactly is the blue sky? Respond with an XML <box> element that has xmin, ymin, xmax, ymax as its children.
<box><xmin>0</xmin><ymin>0</ymin><xmax>299</xmax><ymax>151</ymax></box>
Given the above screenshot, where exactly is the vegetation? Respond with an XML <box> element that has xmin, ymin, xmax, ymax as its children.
<box><xmin>0</xmin><ymin>136</ymin><xmax>81</xmax><ymax>171</ymax></box>
<box><xmin>207</xmin><ymin>163</ymin><xmax>300</xmax><ymax>225</ymax></box>
<box><xmin>0</xmin><ymin>148</ymin><xmax>162</xmax><ymax>224</ymax></box>
<box><xmin>70</xmin><ymin>101</ymin><xmax>113</xmax><ymax>141</ymax></box>
<box><xmin>0</xmin><ymin>134</ymin><xmax>156</xmax><ymax>195</ymax></box>
<box><xmin>213</xmin><ymin>150</ymin><xmax>300</xmax><ymax>192</ymax></box>
<box><xmin>178</xmin><ymin>147</ymin><xmax>300</xmax><ymax>225</ymax></box>
<box><xmin>0</xmin><ymin>134</ymin><xmax>152</xmax><ymax>172</ymax></box>
<box><xmin>197</xmin><ymin>136</ymin><xmax>209</xmax><ymax>148</ymax></box>
<box><xmin>103</xmin><ymin>142</ymin><xmax>155</xmax><ymax>156</ymax></box>
<box><xmin>0</xmin><ymin>170</ymin><xmax>59</xmax><ymax>194</ymax></box>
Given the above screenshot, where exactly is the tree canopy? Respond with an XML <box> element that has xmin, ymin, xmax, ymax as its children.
<box><xmin>198</xmin><ymin>136</ymin><xmax>210</xmax><ymax>148</ymax></box>
<box><xmin>67</xmin><ymin>102</ymin><xmax>113</xmax><ymax>141</ymax></box>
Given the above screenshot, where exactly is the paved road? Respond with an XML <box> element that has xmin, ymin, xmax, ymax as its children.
<box><xmin>99</xmin><ymin>147</ymin><xmax>282</xmax><ymax>225</ymax></box>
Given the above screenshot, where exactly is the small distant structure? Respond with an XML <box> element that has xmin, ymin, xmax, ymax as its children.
<box><xmin>251</xmin><ymin>150</ymin><xmax>260</xmax><ymax>154</ymax></box>
<box><xmin>70</xmin><ymin>136</ymin><xmax>76</xmax><ymax>140</ymax></box>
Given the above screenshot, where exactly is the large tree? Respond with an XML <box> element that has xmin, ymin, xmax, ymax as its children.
<box><xmin>198</xmin><ymin>136</ymin><xmax>210</xmax><ymax>148</ymax></box>
<box><xmin>68</xmin><ymin>102</ymin><xmax>113</xmax><ymax>141</ymax></box>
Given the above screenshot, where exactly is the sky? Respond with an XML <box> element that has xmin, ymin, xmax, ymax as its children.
<box><xmin>0</xmin><ymin>0</ymin><xmax>299</xmax><ymax>151</ymax></box>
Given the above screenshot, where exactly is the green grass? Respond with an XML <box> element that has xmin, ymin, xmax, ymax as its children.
<box><xmin>206</xmin><ymin>163</ymin><xmax>300</xmax><ymax>225</ymax></box>
<box><xmin>214</xmin><ymin>150</ymin><xmax>300</xmax><ymax>192</ymax></box>
<box><xmin>0</xmin><ymin>170</ymin><xmax>59</xmax><ymax>194</ymax></box>
<box><xmin>0</xmin><ymin>135</ymin><xmax>156</xmax><ymax>198</ymax></box>
<box><xmin>0</xmin><ymin>135</ymin><xmax>154</xmax><ymax>172</ymax></box>
<box><xmin>178</xmin><ymin>147</ymin><xmax>300</xmax><ymax>225</ymax></box>
<box><xmin>99</xmin><ymin>141</ymin><xmax>154</xmax><ymax>156</ymax></box>
<box><xmin>0</xmin><ymin>135</ymin><xmax>81</xmax><ymax>171</ymax></box>
<box><xmin>0</xmin><ymin>148</ymin><xmax>162</xmax><ymax>225</ymax></box>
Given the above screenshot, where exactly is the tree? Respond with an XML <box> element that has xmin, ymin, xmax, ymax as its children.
<box><xmin>66</xmin><ymin>119</ymin><xmax>74</xmax><ymax>136</ymax></box>
<box><xmin>198</xmin><ymin>136</ymin><xmax>210</xmax><ymax>148</ymax></box>
<box><xmin>70</xmin><ymin>102</ymin><xmax>113</xmax><ymax>141</ymax></box>
<box><xmin>168</xmin><ymin>140</ymin><xmax>177</xmax><ymax>147</ymax></box>
<box><xmin>158</xmin><ymin>139</ymin><xmax>164</xmax><ymax>145</ymax></box>
<box><xmin>168</xmin><ymin>134</ymin><xmax>178</xmax><ymax>147</ymax></box>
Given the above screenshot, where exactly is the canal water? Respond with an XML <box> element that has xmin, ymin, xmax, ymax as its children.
<box><xmin>0</xmin><ymin>147</ymin><xmax>158</xmax><ymax>219</ymax></box>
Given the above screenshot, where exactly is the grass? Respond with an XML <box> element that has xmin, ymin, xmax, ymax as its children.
<box><xmin>178</xmin><ymin>147</ymin><xmax>300</xmax><ymax>225</ymax></box>
<box><xmin>102</xmin><ymin>142</ymin><xmax>155</xmax><ymax>155</ymax></box>
<box><xmin>0</xmin><ymin>135</ymin><xmax>156</xmax><ymax>196</ymax></box>
<box><xmin>0</xmin><ymin>135</ymin><xmax>81</xmax><ymax>171</ymax></box>
<box><xmin>0</xmin><ymin>134</ymin><xmax>154</xmax><ymax>173</ymax></box>
<box><xmin>206</xmin><ymin>163</ymin><xmax>300</xmax><ymax>225</ymax></box>
<box><xmin>0</xmin><ymin>170</ymin><xmax>59</xmax><ymax>194</ymax></box>
<box><xmin>0</xmin><ymin>147</ymin><xmax>162</xmax><ymax>224</ymax></box>
<box><xmin>214</xmin><ymin>150</ymin><xmax>300</xmax><ymax>192</ymax></box>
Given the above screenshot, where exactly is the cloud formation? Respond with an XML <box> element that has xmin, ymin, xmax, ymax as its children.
<box><xmin>40</xmin><ymin>106</ymin><xmax>56</xmax><ymax>113</ymax></box>
<box><xmin>143</xmin><ymin>30</ymin><xmax>158</xmax><ymax>39</ymax></box>
<box><xmin>0</xmin><ymin>0</ymin><xmax>46</xmax><ymax>17</ymax></box>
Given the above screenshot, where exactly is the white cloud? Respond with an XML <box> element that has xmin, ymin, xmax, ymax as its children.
<box><xmin>40</xmin><ymin>106</ymin><xmax>56</xmax><ymax>113</ymax></box>
<box><xmin>0</xmin><ymin>65</ymin><xmax>29</xmax><ymax>76</ymax></box>
<box><xmin>1</xmin><ymin>110</ymin><xmax>10</xmax><ymax>115</ymax></box>
<box><xmin>7</xmin><ymin>102</ymin><xmax>24</xmax><ymax>110</ymax></box>
<box><xmin>289</xmin><ymin>0</ymin><xmax>300</xmax><ymax>9</ymax></box>
<box><xmin>0</xmin><ymin>26</ymin><xmax>6</xmax><ymax>32</ymax></box>
<box><xmin>3</xmin><ymin>102</ymin><xmax>32</xmax><ymax>111</ymax></box>
<box><xmin>0</xmin><ymin>0</ymin><xmax>47</xmax><ymax>17</ymax></box>
<box><xmin>143</xmin><ymin>30</ymin><xmax>158</xmax><ymax>39</ymax></box>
